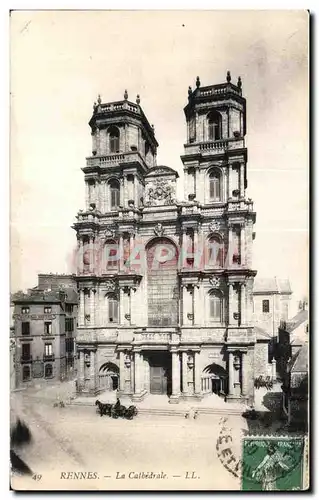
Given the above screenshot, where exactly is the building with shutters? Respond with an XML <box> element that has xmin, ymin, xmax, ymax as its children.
<box><xmin>12</xmin><ymin>274</ymin><xmax>78</xmax><ymax>387</ymax></box>
<box><xmin>73</xmin><ymin>73</ymin><xmax>258</xmax><ymax>404</ymax></box>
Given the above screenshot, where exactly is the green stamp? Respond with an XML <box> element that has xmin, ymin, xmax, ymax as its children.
<box><xmin>242</xmin><ymin>437</ymin><xmax>305</xmax><ymax>491</ymax></box>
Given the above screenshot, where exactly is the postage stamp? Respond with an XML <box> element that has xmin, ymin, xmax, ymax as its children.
<box><xmin>242</xmin><ymin>436</ymin><xmax>305</xmax><ymax>491</ymax></box>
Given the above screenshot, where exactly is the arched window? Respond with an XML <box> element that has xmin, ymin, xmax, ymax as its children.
<box><xmin>208</xmin><ymin>111</ymin><xmax>222</xmax><ymax>141</ymax></box>
<box><xmin>109</xmin><ymin>179</ymin><xmax>120</xmax><ymax>210</ymax></box>
<box><xmin>22</xmin><ymin>365</ymin><xmax>31</xmax><ymax>381</ymax></box>
<box><xmin>209</xmin><ymin>291</ymin><xmax>222</xmax><ymax>323</ymax></box>
<box><xmin>45</xmin><ymin>364</ymin><xmax>53</xmax><ymax>378</ymax></box>
<box><xmin>107</xmin><ymin>294</ymin><xmax>119</xmax><ymax>323</ymax></box>
<box><xmin>207</xmin><ymin>235</ymin><xmax>224</xmax><ymax>267</ymax></box>
<box><xmin>209</xmin><ymin>171</ymin><xmax>221</xmax><ymax>202</ymax></box>
<box><xmin>109</xmin><ymin>126</ymin><xmax>120</xmax><ymax>153</ymax></box>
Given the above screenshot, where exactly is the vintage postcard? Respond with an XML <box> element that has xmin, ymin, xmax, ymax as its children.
<box><xmin>10</xmin><ymin>10</ymin><xmax>309</xmax><ymax>491</ymax></box>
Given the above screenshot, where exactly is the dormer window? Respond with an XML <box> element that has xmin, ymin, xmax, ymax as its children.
<box><xmin>208</xmin><ymin>111</ymin><xmax>222</xmax><ymax>141</ymax></box>
<box><xmin>109</xmin><ymin>126</ymin><xmax>120</xmax><ymax>153</ymax></box>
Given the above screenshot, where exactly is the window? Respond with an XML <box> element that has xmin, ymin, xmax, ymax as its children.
<box><xmin>21</xmin><ymin>322</ymin><xmax>30</xmax><ymax>336</ymax></box>
<box><xmin>22</xmin><ymin>366</ymin><xmax>31</xmax><ymax>381</ymax></box>
<box><xmin>21</xmin><ymin>307</ymin><xmax>29</xmax><ymax>314</ymax></box>
<box><xmin>45</xmin><ymin>364</ymin><xmax>53</xmax><ymax>378</ymax></box>
<box><xmin>65</xmin><ymin>318</ymin><xmax>74</xmax><ymax>332</ymax></box>
<box><xmin>66</xmin><ymin>338</ymin><xmax>74</xmax><ymax>354</ymax></box>
<box><xmin>65</xmin><ymin>304</ymin><xmax>73</xmax><ymax>314</ymax></box>
<box><xmin>21</xmin><ymin>343</ymin><xmax>31</xmax><ymax>361</ymax></box>
<box><xmin>44</xmin><ymin>306</ymin><xmax>51</xmax><ymax>314</ymax></box>
<box><xmin>108</xmin><ymin>295</ymin><xmax>119</xmax><ymax>323</ymax></box>
<box><xmin>208</xmin><ymin>111</ymin><xmax>222</xmax><ymax>141</ymax></box>
<box><xmin>109</xmin><ymin>180</ymin><xmax>120</xmax><ymax>210</ymax></box>
<box><xmin>209</xmin><ymin>293</ymin><xmax>222</xmax><ymax>322</ymax></box>
<box><xmin>109</xmin><ymin>126</ymin><xmax>120</xmax><ymax>153</ymax></box>
<box><xmin>44</xmin><ymin>343</ymin><xmax>53</xmax><ymax>356</ymax></box>
<box><xmin>44</xmin><ymin>322</ymin><xmax>52</xmax><ymax>335</ymax></box>
<box><xmin>262</xmin><ymin>300</ymin><xmax>270</xmax><ymax>313</ymax></box>
<box><xmin>209</xmin><ymin>171</ymin><xmax>221</xmax><ymax>201</ymax></box>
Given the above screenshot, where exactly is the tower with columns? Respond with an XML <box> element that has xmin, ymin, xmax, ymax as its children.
<box><xmin>73</xmin><ymin>74</ymin><xmax>257</xmax><ymax>404</ymax></box>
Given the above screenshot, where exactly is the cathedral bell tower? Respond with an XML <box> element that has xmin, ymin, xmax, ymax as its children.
<box><xmin>180</xmin><ymin>72</ymin><xmax>257</xmax><ymax>403</ymax></box>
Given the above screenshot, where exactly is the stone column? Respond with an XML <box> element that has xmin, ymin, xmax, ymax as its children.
<box><xmin>194</xmin><ymin>351</ymin><xmax>201</xmax><ymax>395</ymax></box>
<box><xmin>123</xmin><ymin>175</ymin><xmax>127</xmax><ymax>208</ymax></box>
<box><xmin>195</xmin><ymin>167</ymin><xmax>199</xmax><ymax>200</ymax></box>
<box><xmin>228</xmin><ymin>283</ymin><xmax>234</xmax><ymax>325</ymax></box>
<box><xmin>120</xmin><ymin>288</ymin><xmax>125</xmax><ymax>324</ymax></box>
<box><xmin>228</xmin><ymin>352</ymin><xmax>234</xmax><ymax>396</ymax></box>
<box><xmin>89</xmin><ymin>236</ymin><xmax>93</xmax><ymax>273</ymax></box>
<box><xmin>119</xmin><ymin>234</ymin><xmax>124</xmax><ymax>271</ymax></box>
<box><xmin>133</xmin><ymin>176</ymin><xmax>138</xmax><ymax>207</ymax></box>
<box><xmin>240</xmin><ymin>225</ymin><xmax>246</xmax><ymax>266</ymax></box>
<box><xmin>184</xmin><ymin>169</ymin><xmax>188</xmax><ymax>200</ymax></box>
<box><xmin>133</xmin><ymin>351</ymin><xmax>143</xmax><ymax>396</ymax></box>
<box><xmin>182</xmin><ymin>229</ymin><xmax>187</xmax><ymax>267</ymax></box>
<box><xmin>228</xmin><ymin>166</ymin><xmax>232</xmax><ymax>199</ymax></box>
<box><xmin>79</xmin><ymin>350</ymin><xmax>85</xmax><ymax>389</ymax></box>
<box><xmin>120</xmin><ymin>178</ymin><xmax>124</xmax><ymax>207</ymax></box>
<box><xmin>241</xmin><ymin>284</ymin><xmax>246</xmax><ymax>326</ymax></box>
<box><xmin>194</xmin><ymin>228</ymin><xmax>198</xmax><ymax>264</ymax></box>
<box><xmin>78</xmin><ymin>238</ymin><xmax>84</xmax><ymax>275</ymax></box>
<box><xmin>79</xmin><ymin>289</ymin><xmax>85</xmax><ymax>326</ymax></box>
<box><xmin>89</xmin><ymin>350</ymin><xmax>96</xmax><ymax>392</ymax></box>
<box><xmin>119</xmin><ymin>351</ymin><xmax>125</xmax><ymax>392</ymax></box>
<box><xmin>124</xmin><ymin>123</ymin><xmax>128</xmax><ymax>151</ymax></box>
<box><xmin>170</xmin><ymin>351</ymin><xmax>181</xmax><ymax>403</ymax></box>
<box><xmin>130</xmin><ymin>353</ymin><xmax>135</xmax><ymax>394</ymax></box>
<box><xmin>193</xmin><ymin>285</ymin><xmax>200</xmax><ymax>325</ymax></box>
<box><xmin>240</xmin><ymin>162</ymin><xmax>245</xmax><ymax>198</ymax></box>
<box><xmin>182</xmin><ymin>351</ymin><xmax>188</xmax><ymax>395</ymax></box>
<box><xmin>90</xmin><ymin>289</ymin><xmax>96</xmax><ymax>327</ymax></box>
<box><xmin>129</xmin><ymin>233</ymin><xmax>135</xmax><ymax>270</ymax></box>
<box><xmin>85</xmin><ymin>182</ymin><xmax>90</xmax><ymax>210</ymax></box>
<box><xmin>241</xmin><ymin>352</ymin><xmax>248</xmax><ymax>396</ymax></box>
<box><xmin>228</xmin><ymin>226</ymin><xmax>233</xmax><ymax>267</ymax></box>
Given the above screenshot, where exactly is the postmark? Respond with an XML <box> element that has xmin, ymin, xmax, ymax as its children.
<box><xmin>242</xmin><ymin>436</ymin><xmax>305</xmax><ymax>491</ymax></box>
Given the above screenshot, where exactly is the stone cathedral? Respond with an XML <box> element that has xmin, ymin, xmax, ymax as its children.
<box><xmin>73</xmin><ymin>72</ymin><xmax>257</xmax><ymax>404</ymax></box>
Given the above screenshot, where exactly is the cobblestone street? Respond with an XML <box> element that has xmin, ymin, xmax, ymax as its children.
<box><xmin>11</xmin><ymin>386</ymin><xmax>247</xmax><ymax>491</ymax></box>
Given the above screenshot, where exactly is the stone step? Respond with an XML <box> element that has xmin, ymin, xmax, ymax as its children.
<box><xmin>67</xmin><ymin>400</ymin><xmax>244</xmax><ymax>416</ymax></box>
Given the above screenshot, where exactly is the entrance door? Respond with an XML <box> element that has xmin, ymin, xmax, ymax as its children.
<box><xmin>212</xmin><ymin>378</ymin><xmax>221</xmax><ymax>395</ymax></box>
<box><xmin>150</xmin><ymin>365</ymin><xmax>167</xmax><ymax>394</ymax></box>
<box><xmin>148</xmin><ymin>352</ymin><xmax>171</xmax><ymax>395</ymax></box>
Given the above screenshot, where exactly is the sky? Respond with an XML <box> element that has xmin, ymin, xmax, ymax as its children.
<box><xmin>10</xmin><ymin>10</ymin><xmax>308</xmax><ymax>312</ymax></box>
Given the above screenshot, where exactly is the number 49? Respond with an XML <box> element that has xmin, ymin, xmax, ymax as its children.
<box><xmin>32</xmin><ymin>474</ymin><xmax>42</xmax><ymax>481</ymax></box>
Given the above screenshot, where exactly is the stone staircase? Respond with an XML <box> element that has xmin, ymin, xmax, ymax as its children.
<box><xmin>68</xmin><ymin>392</ymin><xmax>246</xmax><ymax>417</ymax></box>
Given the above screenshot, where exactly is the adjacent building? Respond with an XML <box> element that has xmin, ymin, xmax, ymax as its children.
<box><xmin>252</xmin><ymin>277</ymin><xmax>292</xmax><ymax>379</ymax></box>
<box><xmin>12</xmin><ymin>274</ymin><xmax>78</xmax><ymax>387</ymax></box>
<box><xmin>73</xmin><ymin>73</ymin><xmax>259</xmax><ymax>404</ymax></box>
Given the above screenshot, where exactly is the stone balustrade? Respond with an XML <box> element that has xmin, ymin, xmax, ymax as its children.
<box><xmin>226</xmin><ymin>327</ymin><xmax>255</xmax><ymax>343</ymax></box>
<box><xmin>181</xmin><ymin>327</ymin><xmax>226</xmax><ymax>343</ymax></box>
<box><xmin>86</xmin><ymin>151</ymin><xmax>147</xmax><ymax>169</ymax></box>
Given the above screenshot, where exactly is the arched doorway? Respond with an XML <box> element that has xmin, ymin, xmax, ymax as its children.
<box><xmin>99</xmin><ymin>362</ymin><xmax>119</xmax><ymax>391</ymax></box>
<box><xmin>202</xmin><ymin>363</ymin><xmax>228</xmax><ymax>396</ymax></box>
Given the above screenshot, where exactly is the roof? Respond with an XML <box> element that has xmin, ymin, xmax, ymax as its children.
<box><xmin>253</xmin><ymin>277</ymin><xmax>292</xmax><ymax>295</ymax></box>
<box><xmin>254</xmin><ymin>326</ymin><xmax>272</xmax><ymax>340</ymax></box>
<box><xmin>12</xmin><ymin>287</ymin><xmax>78</xmax><ymax>305</ymax></box>
<box><xmin>145</xmin><ymin>166</ymin><xmax>179</xmax><ymax>178</ymax></box>
<box><xmin>286</xmin><ymin>310</ymin><xmax>308</xmax><ymax>333</ymax></box>
<box><xmin>288</xmin><ymin>344</ymin><xmax>308</xmax><ymax>373</ymax></box>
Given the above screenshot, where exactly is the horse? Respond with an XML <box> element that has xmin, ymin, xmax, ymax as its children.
<box><xmin>95</xmin><ymin>400</ymin><xmax>112</xmax><ymax>417</ymax></box>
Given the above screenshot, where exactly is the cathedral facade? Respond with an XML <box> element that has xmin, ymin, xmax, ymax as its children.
<box><xmin>73</xmin><ymin>73</ymin><xmax>257</xmax><ymax>404</ymax></box>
